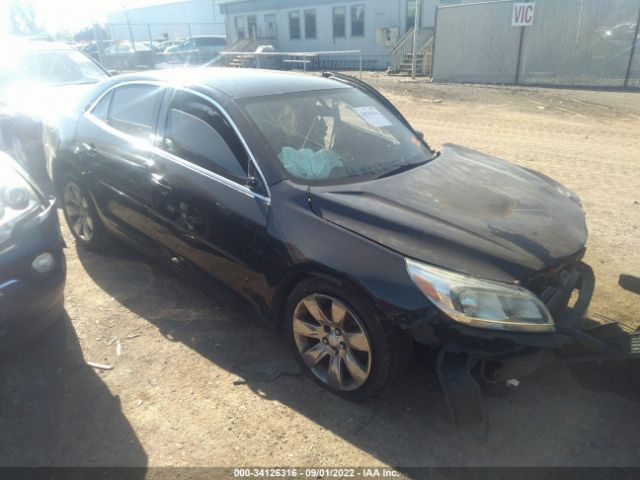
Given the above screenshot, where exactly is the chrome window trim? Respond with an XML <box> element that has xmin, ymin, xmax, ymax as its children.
<box><xmin>84</xmin><ymin>80</ymin><xmax>271</xmax><ymax>205</ymax></box>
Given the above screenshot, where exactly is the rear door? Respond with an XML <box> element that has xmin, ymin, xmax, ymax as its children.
<box><xmin>78</xmin><ymin>82</ymin><xmax>166</xmax><ymax>250</ymax></box>
<box><xmin>147</xmin><ymin>89</ymin><xmax>271</xmax><ymax>299</ymax></box>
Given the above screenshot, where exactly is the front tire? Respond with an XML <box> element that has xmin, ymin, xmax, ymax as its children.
<box><xmin>285</xmin><ymin>278</ymin><xmax>412</xmax><ymax>401</ymax></box>
<box><xmin>61</xmin><ymin>172</ymin><xmax>111</xmax><ymax>251</ymax></box>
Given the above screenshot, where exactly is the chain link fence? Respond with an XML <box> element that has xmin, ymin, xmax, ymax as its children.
<box><xmin>432</xmin><ymin>0</ymin><xmax>640</xmax><ymax>89</ymax></box>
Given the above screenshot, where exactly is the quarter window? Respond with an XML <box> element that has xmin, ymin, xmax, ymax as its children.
<box><xmin>108</xmin><ymin>84</ymin><xmax>163</xmax><ymax>140</ymax></box>
<box><xmin>351</xmin><ymin>5</ymin><xmax>365</xmax><ymax>37</ymax></box>
<box><xmin>162</xmin><ymin>91</ymin><xmax>248</xmax><ymax>181</ymax></box>
<box><xmin>304</xmin><ymin>10</ymin><xmax>317</xmax><ymax>39</ymax></box>
<box><xmin>333</xmin><ymin>7</ymin><xmax>346</xmax><ymax>38</ymax></box>
<box><xmin>91</xmin><ymin>90</ymin><xmax>112</xmax><ymax>121</ymax></box>
<box><xmin>289</xmin><ymin>11</ymin><xmax>301</xmax><ymax>40</ymax></box>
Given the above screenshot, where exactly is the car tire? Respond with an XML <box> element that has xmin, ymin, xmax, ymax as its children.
<box><xmin>285</xmin><ymin>278</ymin><xmax>412</xmax><ymax>402</ymax></box>
<box><xmin>61</xmin><ymin>172</ymin><xmax>111</xmax><ymax>251</ymax></box>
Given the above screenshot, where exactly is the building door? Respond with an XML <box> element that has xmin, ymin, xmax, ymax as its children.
<box><xmin>406</xmin><ymin>0</ymin><xmax>417</xmax><ymax>32</ymax></box>
<box><xmin>247</xmin><ymin>15</ymin><xmax>257</xmax><ymax>38</ymax></box>
<box><xmin>264</xmin><ymin>14</ymin><xmax>276</xmax><ymax>38</ymax></box>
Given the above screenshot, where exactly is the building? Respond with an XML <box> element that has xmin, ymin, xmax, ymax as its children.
<box><xmin>107</xmin><ymin>0</ymin><xmax>227</xmax><ymax>44</ymax></box>
<box><xmin>218</xmin><ymin>0</ymin><xmax>455</xmax><ymax>69</ymax></box>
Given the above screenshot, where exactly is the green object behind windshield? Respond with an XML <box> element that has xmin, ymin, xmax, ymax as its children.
<box><xmin>242</xmin><ymin>88</ymin><xmax>433</xmax><ymax>184</ymax></box>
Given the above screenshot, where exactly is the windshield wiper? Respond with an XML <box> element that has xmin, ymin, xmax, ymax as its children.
<box><xmin>376</xmin><ymin>159</ymin><xmax>431</xmax><ymax>179</ymax></box>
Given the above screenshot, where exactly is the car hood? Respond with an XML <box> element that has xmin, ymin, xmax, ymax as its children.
<box><xmin>0</xmin><ymin>82</ymin><xmax>96</xmax><ymax>123</ymax></box>
<box><xmin>308</xmin><ymin>144</ymin><xmax>587</xmax><ymax>283</ymax></box>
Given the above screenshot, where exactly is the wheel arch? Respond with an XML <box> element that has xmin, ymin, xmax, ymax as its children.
<box><xmin>269</xmin><ymin>265</ymin><xmax>384</xmax><ymax>330</ymax></box>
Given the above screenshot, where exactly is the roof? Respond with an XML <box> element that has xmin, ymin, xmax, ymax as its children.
<box><xmin>109</xmin><ymin>68</ymin><xmax>349</xmax><ymax>100</ymax></box>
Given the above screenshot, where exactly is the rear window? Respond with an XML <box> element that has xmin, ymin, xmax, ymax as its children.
<box><xmin>108</xmin><ymin>84</ymin><xmax>163</xmax><ymax>140</ymax></box>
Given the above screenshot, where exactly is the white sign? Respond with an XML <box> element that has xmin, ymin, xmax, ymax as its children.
<box><xmin>512</xmin><ymin>2</ymin><xmax>535</xmax><ymax>26</ymax></box>
<box><xmin>353</xmin><ymin>107</ymin><xmax>393</xmax><ymax>128</ymax></box>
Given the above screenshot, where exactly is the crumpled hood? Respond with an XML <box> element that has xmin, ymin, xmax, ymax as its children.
<box><xmin>309</xmin><ymin>144</ymin><xmax>588</xmax><ymax>283</ymax></box>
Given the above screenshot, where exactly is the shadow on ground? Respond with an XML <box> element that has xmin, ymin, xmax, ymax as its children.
<box><xmin>74</xmin><ymin>241</ymin><xmax>640</xmax><ymax>468</ymax></box>
<box><xmin>0</xmin><ymin>312</ymin><xmax>148</xmax><ymax>470</ymax></box>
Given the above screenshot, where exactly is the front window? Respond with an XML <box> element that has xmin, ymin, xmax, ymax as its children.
<box><xmin>333</xmin><ymin>7</ymin><xmax>346</xmax><ymax>38</ymax></box>
<box><xmin>351</xmin><ymin>5</ymin><xmax>365</xmax><ymax>37</ymax></box>
<box><xmin>242</xmin><ymin>88</ymin><xmax>435</xmax><ymax>184</ymax></box>
<box><xmin>289</xmin><ymin>11</ymin><xmax>301</xmax><ymax>40</ymax></box>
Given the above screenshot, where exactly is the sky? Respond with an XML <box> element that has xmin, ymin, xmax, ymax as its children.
<box><xmin>6</xmin><ymin>0</ymin><xmax>181</xmax><ymax>34</ymax></box>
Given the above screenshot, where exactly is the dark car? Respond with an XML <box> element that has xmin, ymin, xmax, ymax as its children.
<box><xmin>47</xmin><ymin>69</ymin><xmax>637</xmax><ymax>430</ymax></box>
<box><xmin>163</xmin><ymin>35</ymin><xmax>227</xmax><ymax>65</ymax></box>
<box><xmin>0</xmin><ymin>152</ymin><xmax>66</xmax><ymax>351</ymax></box>
<box><xmin>0</xmin><ymin>40</ymin><xmax>110</xmax><ymax>181</ymax></box>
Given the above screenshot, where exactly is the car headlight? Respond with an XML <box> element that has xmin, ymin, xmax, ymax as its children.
<box><xmin>405</xmin><ymin>258</ymin><xmax>554</xmax><ymax>332</ymax></box>
<box><xmin>0</xmin><ymin>164</ymin><xmax>40</xmax><ymax>244</ymax></box>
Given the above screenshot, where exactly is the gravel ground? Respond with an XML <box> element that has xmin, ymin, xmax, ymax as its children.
<box><xmin>1</xmin><ymin>75</ymin><xmax>639</xmax><ymax>470</ymax></box>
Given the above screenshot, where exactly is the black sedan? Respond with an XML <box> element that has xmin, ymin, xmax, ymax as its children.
<box><xmin>0</xmin><ymin>152</ymin><xmax>66</xmax><ymax>351</ymax></box>
<box><xmin>48</xmin><ymin>69</ymin><xmax>601</xmax><ymax>426</ymax></box>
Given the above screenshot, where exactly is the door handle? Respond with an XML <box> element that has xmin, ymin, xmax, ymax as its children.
<box><xmin>83</xmin><ymin>142</ymin><xmax>97</xmax><ymax>157</ymax></box>
<box><xmin>151</xmin><ymin>174</ymin><xmax>172</xmax><ymax>194</ymax></box>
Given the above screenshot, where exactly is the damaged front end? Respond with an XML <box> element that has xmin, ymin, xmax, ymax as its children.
<box><xmin>406</xmin><ymin>255</ymin><xmax>640</xmax><ymax>437</ymax></box>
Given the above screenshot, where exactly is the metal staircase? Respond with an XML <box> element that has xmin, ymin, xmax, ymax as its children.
<box><xmin>388</xmin><ymin>28</ymin><xmax>433</xmax><ymax>77</ymax></box>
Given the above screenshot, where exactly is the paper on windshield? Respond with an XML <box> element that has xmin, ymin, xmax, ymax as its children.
<box><xmin>353</xmin><ymin>106</ymin><xmax>393</xmax><ymax>128</ymax></box>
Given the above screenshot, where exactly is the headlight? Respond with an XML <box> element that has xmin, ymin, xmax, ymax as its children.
<box><xmin>0</xmin><ymin>164</ymin><xmax>40</xmax><ymax>244</ymax></box>
<box><xmin>405</xmin><ymin>258</ymin><xmax>554</xmax><ymax>332</ymax></box>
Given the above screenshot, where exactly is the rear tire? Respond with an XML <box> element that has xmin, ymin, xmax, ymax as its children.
<box><xmin>285</xmin><ymin>278</ymin><xmax>412</xmax><ymax>401</ymax></box>
<box><xmin>61</xmin><ymin>172</ymin><xmax>111</xmax><ymax>251</ymax></box>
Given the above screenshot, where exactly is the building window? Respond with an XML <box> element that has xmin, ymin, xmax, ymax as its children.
<box><xmin>333</xmin><ymin>6</ymin><xmax>346</xmax><ymax>38</ymax></box>
<box><xmin>289</xmin><ymin>11</ymin><xmax>301</xmax><ymax>40</ymax></box>
<box><xmin>235</xmin><ymin>16</ymin><xmax>245</xmax><ymax>40</ymax></box>
<box><xmin>351</xmin><ymin>5</ymin><xmax>365</xmax><ymax>37</ymax></box>
<box><xmin>304</xmin><ymin>10</ymin><xmax>317</xmax><ymax>39</ymax></box>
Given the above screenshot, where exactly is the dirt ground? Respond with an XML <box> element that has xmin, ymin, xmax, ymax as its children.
<box><xmin>1</xmin><ymin>75</ymin><xmax>640</xmax><ymax>470</ymax></box>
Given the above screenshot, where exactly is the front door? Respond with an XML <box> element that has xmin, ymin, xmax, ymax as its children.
<box><xmin>264</xmin><ymin>14</ymin><xmax>276</xmax><ymax>39</ymax></box>
<box><xmin>149</xmin><ymin>89</ymin><xmax>270</xmax><ymax>303</ymax></box>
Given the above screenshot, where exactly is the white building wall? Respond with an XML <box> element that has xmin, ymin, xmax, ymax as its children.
<box><xmin>221</xmin><ymin>0</ymin><xmax>442</xmax><ymax>68</ymax></box>
<box><xmin>107</xmin><ymin>0</ymin><xmax>226</xmax><ymax>43</ymax></box>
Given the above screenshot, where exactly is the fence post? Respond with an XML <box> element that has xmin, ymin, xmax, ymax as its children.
<box><xmin>514</xmin><ymin>25</ymin><xmax>526</xmax><ymax>85</ymax></box>
<box><xmin>188</xmin><ymin>23</ymin><xmax>193</xmax><ymax>37</ymax></box>
<box><xmin>359</xmin><ymin>51</ymin><xmax>363</xmax><ymax>79</ymax></box>
<box><xmin>147</xmin><ymin>24</ymin><xmax>153</xmax><ymax>50</ymax></box>
<box><xmin>624</xmin><ymin>5</ymin><xmax>640</xmax><ymax>88</ymax></box>
<box><xmin>430</xmin><ymin>6</ymin><xmax>439</xmax><ymax>80</ymax></box>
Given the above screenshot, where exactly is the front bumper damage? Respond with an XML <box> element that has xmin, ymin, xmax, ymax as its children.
<box><xmin>428</xmin><ymin>262</ymin><xmax>640</xmax><ymax>435</ymax></box>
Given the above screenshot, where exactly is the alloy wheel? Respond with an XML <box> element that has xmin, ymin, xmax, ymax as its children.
<box><xmin>292</xmin><ymin>294</ymin><xmax>372</xmax><ymax>391</ymax></box>
<box><xmin>64</xmin><ymin>182</ymin><xmax>94</xmax><ymax>242</ymax></box>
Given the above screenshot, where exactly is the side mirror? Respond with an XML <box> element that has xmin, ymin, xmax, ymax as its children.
<box><xmin>246</xmin><ymin>176</ymin><xmax>259</xmax><ymax>190</ymax></box>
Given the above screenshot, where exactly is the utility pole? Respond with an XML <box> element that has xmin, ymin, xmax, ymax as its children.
<box><xmin>123</xmin><ymin>3</ymin><xmax>137</xmax><ymax>52</ymax></box>
<box><xmin>411</xmin><ymin>0</ymin><xmax>421</xmax><ymax>80</ymax></box>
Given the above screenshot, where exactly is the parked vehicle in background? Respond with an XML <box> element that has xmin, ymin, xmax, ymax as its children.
<box><xmin>81</xmin><ymin>40</ymin><xmax>115</xmax><ymax>62</ymax></box>
<box><xmin>163</xmin><ymin>35</ymin><xmax>227</xmax><ymax>64</ymax></box>
<box><xmin>47</xmin><ymin>69</ymin><xmax>640</xmax><ymax>434</ymax></box>
<box><xmin>0</xmin><ymin>152</ymin><xmax>66</xmax><ymax>352</ymax></box>
<box><xmin>0</xmin><ymin>40</ymin><xmax>110</xmax><ymax>182</ymax></box>
<box><xmin>103</xmin><ymin>41</ymin><xmax>155</xmax><ymax>71</ymax></box>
